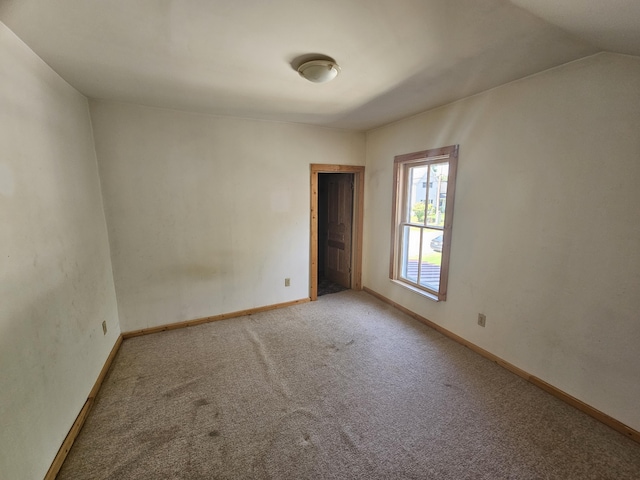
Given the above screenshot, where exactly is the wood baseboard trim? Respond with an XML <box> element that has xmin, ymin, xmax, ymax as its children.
<box><xmin>362</xmin><ymin>286</ymin><xmax>640</xmax><ymax>444</ymax></box>
<box><xmin>44</xmin><ymin>297</ymin><xmax>310</xmax><ymax>478</ymax></box>
<box><xmin>122</xmin><ymin>297</ymin><xmax>311</xmax><ymax>339</ymax></box>
<box><xmin>45</xmin><ymin>334</ymin><xmax>123</xmax><ymax>480</ymax></box>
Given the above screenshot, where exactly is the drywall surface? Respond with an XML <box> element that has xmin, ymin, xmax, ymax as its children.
<box><xmin>0</xmin><ymin>22</ymin><xmax>120</xmax><ymax>479</ymax></box>
<box><xmin>90</xmin><ymin>101</ymin><xmax>365</xmax><ymax>332</ymax></box>
<box><xmin>363</xmin><ymin>53</ymin><xmax>640</xmax><ymax>431</ymax></box>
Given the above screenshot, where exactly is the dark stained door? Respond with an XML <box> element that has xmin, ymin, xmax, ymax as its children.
<box><xmin>325</xmin><ymin>173</ymin><xmax>353</xmax><ymax>288</ymax></box>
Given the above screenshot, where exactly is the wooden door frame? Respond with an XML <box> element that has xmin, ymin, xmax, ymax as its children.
<box><xmin>310</xmin><ymin>164</ymin><xmax>365</xmax><ymax>301</ymax></box>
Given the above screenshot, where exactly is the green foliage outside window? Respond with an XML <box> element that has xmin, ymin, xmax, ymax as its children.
<box><xmin>412</xmin><ymin>201</ymin><xmax>425</xmax><ymax>223</ymax></box>
<box><xmin>412</xmin><ymin>201</ymin><xmax>445</xmax><ymax>226</ymax></box>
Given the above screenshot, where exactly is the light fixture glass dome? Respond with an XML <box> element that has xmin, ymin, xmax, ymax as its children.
<box><xmin>297</xmin><ymin>60</ymin><xmax>340</xmax><ymax>83</ymax></box>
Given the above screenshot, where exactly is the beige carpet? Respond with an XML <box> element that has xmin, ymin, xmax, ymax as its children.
<box><xmin>58</xmin><ymin>290</ymin><xmax>640</xmax><ymax>479</ymax></box>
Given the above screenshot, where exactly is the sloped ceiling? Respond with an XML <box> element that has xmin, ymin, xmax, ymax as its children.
<box><xmin>1</xmin><ymin>0</ymin><xmax>638</xmax><ymax>130</ymax></box>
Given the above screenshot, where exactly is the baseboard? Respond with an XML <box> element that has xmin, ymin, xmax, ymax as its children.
<box><xmin>46</xmin><ymin>289</ymin><xmax>637</xmax><ymax>479</ymax></box>
<box><xmin>44</xmin><ymin>334</ymin><xmax>123</xmax><ymax>480</ymax></box>
<box><xmin>123</xmin><ymin>297</ymin><xmax>311</xmax><ymax>339</ymax></box>
<box><xmin>362</xmin><ymin>286</ymin><xmax>640</xmax><ymax>444</ymax></box>
<box><xmin>44</xmin><ymin>298</ymin><xmax>310</xmax><ymax>478</ymax></box>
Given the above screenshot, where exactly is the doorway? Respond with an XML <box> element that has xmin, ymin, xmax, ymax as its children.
<box><xmin>319</xmin><ymin>173</ymin><xmax>353</xmax><ymax>295</ymax></box>
<box><xmin>310</xmin><ymin>165</ymin><xmax>364</xmax><ymax>301</ymax></box>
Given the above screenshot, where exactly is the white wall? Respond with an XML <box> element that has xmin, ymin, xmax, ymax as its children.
<box><xmin>90</xmin><ymin>101</ymin><xmax>365</xmax><ymax>332</ymax></box>
<box><xmin>363</xmin><ymin>53</ymin><xmax>640</xmax><ymax>431</ymax></box>
<box><xmin>0</xmin><ymin>23</ymin><xmax>120</xmax><ymax>479</ymax></box>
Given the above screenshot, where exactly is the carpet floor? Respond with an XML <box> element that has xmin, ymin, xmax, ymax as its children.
<box><xmin>58</xmin><ymin>290</ymin><xmax>640</xmax><ymax>479</ymax></box>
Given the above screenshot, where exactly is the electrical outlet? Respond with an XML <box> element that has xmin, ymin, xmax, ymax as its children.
<box><xmin>477</xmin><ymin>314</ymin><xmax>486</xmax><ymax>327</ymax></box>
<box><xmin>285</xmin><ymin>278</ymin><xmax>291</xmax><ymax>287</ymax></box>
<box><xmin>102</xmin><ymin>320</ymin><xmax>107</xmax><ymax>335</ymax></box>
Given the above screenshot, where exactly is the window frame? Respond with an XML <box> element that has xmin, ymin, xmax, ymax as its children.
<box><xmin>389</xmin><ymin>145</ymin><xmax>459</xmax><ymax>301</ymax></box>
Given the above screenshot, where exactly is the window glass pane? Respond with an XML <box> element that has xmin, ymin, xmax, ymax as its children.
<box><xmin>407</xmin><ymin>165</ymin><xmax>428</xmax><ymax>224</ymax></box>
<box><xmin>400</xmin><ymin>226</ymin><xmax>421</xmax><ymax>283</ymax></box>
<box><xmin>391</xmin><ymin>145</ymin><xmax>457</xmax><ymax>301</ymax></box>
<box><xmin>426</xmin><ymin>162</ymin><xmax>449</xmax><ymax>228</ymax></box>
<box><xmin>419</xmin><ymin>228</ymin><xmax>442</xmax><ymax>291</ymax></box>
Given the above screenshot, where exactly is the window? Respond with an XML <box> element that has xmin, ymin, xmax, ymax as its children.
<box><xmin>389</xmin><ymin>145</ymin><xmax>458</xmax><ymax>301</ymax></box>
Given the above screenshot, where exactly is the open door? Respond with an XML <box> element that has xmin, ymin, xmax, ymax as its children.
<box><xmin>310</xmin><ymin>164</ymin><xmax>364</xmax><ymax>301</ymax></box>
<box><xmin>325</xmin><ymin>173</ymin><xmax>353</xmax><ymax>288</ymax></box>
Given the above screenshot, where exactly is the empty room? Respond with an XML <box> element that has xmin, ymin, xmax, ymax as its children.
<box><xmin>1</xmin><ymin>1</ymin><xmax>640</xmax><ymax>479</ymax></box>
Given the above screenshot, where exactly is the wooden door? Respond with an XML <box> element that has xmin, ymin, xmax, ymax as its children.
<box><xmin>325</xmin><ymin>173</ymin><xmax>353</xmax><ymax>288</ymax></box>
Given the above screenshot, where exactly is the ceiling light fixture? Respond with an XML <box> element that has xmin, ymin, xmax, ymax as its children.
<box><xmin>297</xmin><ymin>59</ymin><xmax>340</xmax><ymax>84</ymax></box>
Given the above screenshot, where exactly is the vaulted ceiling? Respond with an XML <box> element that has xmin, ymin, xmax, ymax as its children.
<box><xmin>1</xmin><ymin>0</ymin><xmax>639</xmax><ymax>130</ymax></box>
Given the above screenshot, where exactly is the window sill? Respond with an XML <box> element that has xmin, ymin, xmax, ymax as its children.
<box><xmin>390</xmin><ymin>279</ymin><xmax>440</xmax><ymax>302</ymax></box>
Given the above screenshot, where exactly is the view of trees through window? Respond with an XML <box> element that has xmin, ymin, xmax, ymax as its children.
<box><xmin>401</xmin><ymin>162</ymin><xmax>448</xmax><ymax>291</ymax></box>
<box><xmin>390</xmin><ymin>145</ymin><xmax>458</xmax><ymax>301</ymax></box>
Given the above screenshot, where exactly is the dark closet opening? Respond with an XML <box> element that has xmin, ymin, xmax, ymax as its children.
<box><xmin>317</xmin><ymin>172</ymin><xmax>354</xmax><ymax>296</ymax></box>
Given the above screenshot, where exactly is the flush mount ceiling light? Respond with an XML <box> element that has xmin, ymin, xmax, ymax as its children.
<box><xmin>297</xmin><ymin>59</ymin><xmax>341</xmax><ymax>84</ymax></box>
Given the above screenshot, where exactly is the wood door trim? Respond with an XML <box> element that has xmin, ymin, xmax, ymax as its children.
<box><xmin>310</xmin><ymin>164</ymin><xmax>364</xmax><ymax>301</ymax></box>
